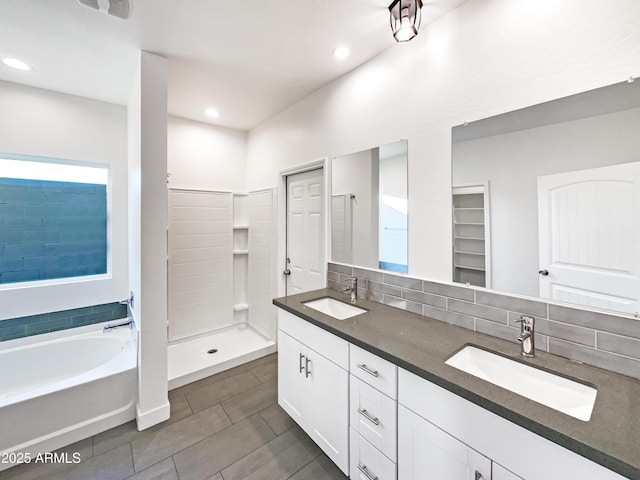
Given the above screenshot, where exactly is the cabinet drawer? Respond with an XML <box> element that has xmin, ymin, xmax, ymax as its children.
<box><xmin>350</xmin><ymin>428</ymin><xmax>397</xmax><ymax>480</ymax></box>
<box><xmin>350</xmin><ymin>375</ymin><xmax>397</xmax><ymax>462</ymax></box>
<box><xmin>277</xmin><ymin>308</ymin><xmax>349</xmax><ymax>369</ymax></box>
<box><xmin>350</xmin><ymin>344</ymin><xmax>397</xmax><ymax>398</ymax></box>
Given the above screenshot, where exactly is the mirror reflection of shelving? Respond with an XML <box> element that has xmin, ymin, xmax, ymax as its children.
<box><xmin>453</xmin><ymin>186</ymin><xmax>490</xmax><ymax>288</ymax></box>
<box><xmin>233</xmin><ymin>194</ymin><xmax>249</xmax><ymax>324</ymax></box>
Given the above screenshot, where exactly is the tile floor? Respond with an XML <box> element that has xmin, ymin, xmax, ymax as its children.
<box><xmin>4</xmin><ymin>354</ymin><xmax>349</xmax><ymax>480</ymax></box>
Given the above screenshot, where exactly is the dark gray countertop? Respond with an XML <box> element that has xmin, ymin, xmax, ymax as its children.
<box><xmin>274</xmin><ymin>288</ymin><xmax>640</xmax><ymax>480</ymax></box>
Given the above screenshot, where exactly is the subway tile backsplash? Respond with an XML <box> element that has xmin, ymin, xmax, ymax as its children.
<box><xmin>0</xmin><ymin>302</ymin><xmax>127</xmax><ymax>341</ymax></box>
<box><xmin>328</xmin><ymin>262</ymin><xmax>640</xmax><ymax>380</ymax></box>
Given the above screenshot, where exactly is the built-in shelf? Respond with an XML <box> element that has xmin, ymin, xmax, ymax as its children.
<box><xmin>453</xmin><ymin>187</ymin><xmax>489</xmax><ymax>288</ymax></box>
<box><xmin>233</xmin><ymin>194</ymin><xmax>249</xmax><ymax>325</ymax></box>
<box><xmin>454</xmin><ymin>264</ymin><xmax>486</xmax><ymax>272</ymax></box>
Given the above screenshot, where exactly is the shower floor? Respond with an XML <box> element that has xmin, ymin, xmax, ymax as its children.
<box><xmin>168</xmin><ymin>324</ymin><xmax>276</xmax><ymax>390</ymax></box>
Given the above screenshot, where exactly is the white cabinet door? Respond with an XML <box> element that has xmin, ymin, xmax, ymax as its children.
<box><xmin>277</xmin><ymin>329</ymin><xmax>309</xmax><ymax>427</ymax></box>
<box><xmin>308</xmin><ymin>348</ymin><xmax>349</xmax><ymax>474</ymax></box>
<box><xmin>278</xmin><ymin>326</ymin><xmax>349</xmax><ymax>475</ymax></box>
<box><xmin>398</xmin><ymin>405</ymin><xmax>491</xmax><ymax>480</ymax></box>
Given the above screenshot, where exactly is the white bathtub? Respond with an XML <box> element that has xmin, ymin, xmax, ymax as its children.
<box><xmin>0</xmin><ymin>321</ymin><xmax>137</xmax><ymax>470</ymax></box>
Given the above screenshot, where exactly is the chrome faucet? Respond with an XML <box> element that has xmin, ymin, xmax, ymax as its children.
<box><xmin>515</xmin><ymin>315</ymin><xmax>535</xmax><ymax>357</ymax></box>
<box><xmin>342</xmin><ymin>277</ymin><xmax>358</xmax><ymax>303</ymax></box>
<box><xmin>103</xmin><ymin>319</ymin><xmax>135</xmax><ymax>333</ymax></box>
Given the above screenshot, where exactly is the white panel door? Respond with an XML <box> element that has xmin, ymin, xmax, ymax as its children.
<box><xmin>168</xmin><ymin>190</ymin><xmax>233</xmax><ymax>341</ymax></box>
<box><xmin>308</xmin><ymin>348</ymin><xmax>349</xmax><ymax>475</ymax></box>
<box><xmin>398</xmin><ymin>405</ymin><xmax>491</xmax><ymax>480</ymax></box>
<box><xmin>286</xmin><ymin>168</ymin><xmax>325</xmax><ymax>294</ymax></box>
<box><xmin>277</xmin><ymin>329</ymin><xmax>309</xmax><ymax>427</ymax></box>
<box><xmin>538</xmin><ymin>162</ymin><xmax>640</xmax><ymax>313</ymax></box>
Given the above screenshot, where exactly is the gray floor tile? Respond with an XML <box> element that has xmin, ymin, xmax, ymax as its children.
<box><xmin>125</xmin><ymin>458</ymin><xmax>178</xmax><ymax>480</ymax></box>
<box><xmin>168</xmin><ymin>371</ymin><xmax>230</xmax><ymax>401</ymax></box>
<box><xmin>165</xmin><ymin>394</ymin><xmax>193</xmax><ymax>425</ymax></box>
<box><xmin>173</xmin><ymin>414</ymin><xmax>276</xmax><ymax>480</ymax></box>
<box><xmin>48</xmin><ymin>443</ymin><xmax>134</xmax><ymax>480</ymax></box>
<box><xmin>220</xmin><ymin>425</ymin><xmax>321</xmax><ymax>480</ymax></box>
<box><xmin>1</xmin><ymin>457</ymin><xmax>72</xmax><ymax>480</ymax></box>
<box><xmin>250</xmin><ymin>357</ymin><xmax>278</xmax><ymax>383</ymax></box>
<box><xmin>289</xmin><ymin>453</ymin><xmax>348</xmax><ymax>480</ymax></box>
<box><xmin>93</xmin><ymin>420</ymin><xmax>141</xmax><ymax>456</ymax></box>
<box><xmin>186</xmin><ymin>371</ymin><xmax>262</xmax><ymax>413</ymax></box>
<box><xmin>10</xmin><ymin>353</ymin><xmax>351</xmax><ymax>480</ymax></box>
<box><xmin>259</xmin><ymin>403</ymin><xmax>296</xmax><ymax>435</ymax></box>
<box><xmin>132</xmin><ymin>404</ymin><xmax>231</xmax><ymax>472</ymax></box>
<box><xmin>221</xmin><ymin>380</ymin><xmax>278</xmax><ymax>423</ymax></box>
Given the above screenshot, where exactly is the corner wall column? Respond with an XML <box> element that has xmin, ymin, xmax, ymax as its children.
<box><xmin>128</xmin><ymin>50</ymin><xmax>170</xmax><ymax>430</ymax></box>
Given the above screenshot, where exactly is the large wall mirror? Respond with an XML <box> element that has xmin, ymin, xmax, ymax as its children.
<box><xmin>452</xmin><ymin>80</ymin><xmax>640</xmax><ymax>316</ymax></box>
<box><xmin>331</xmin><ymin>140</ymin><xmax>408</xmax><ymax>273</ymax></box>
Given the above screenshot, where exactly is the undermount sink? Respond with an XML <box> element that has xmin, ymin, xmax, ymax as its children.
<box><xmin>303</xmin><ymin>297</ymin><xmax>366</xmax><ymax>320</ymax></box>
<box><xmin>445</xmin><ymin>345</ymin><xmax>597</xmax><ymax>421</ymax></box>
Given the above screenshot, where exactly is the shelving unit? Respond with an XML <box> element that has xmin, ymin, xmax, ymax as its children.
<box><xmin>233</xmin><ymin>194</ymin><xmax>249</xmax><ymax>325</ymax></box>
<box><xmin>453</xmin><ymin>186</ymin><xmax>490</xmax><ymax>288</ymax></box>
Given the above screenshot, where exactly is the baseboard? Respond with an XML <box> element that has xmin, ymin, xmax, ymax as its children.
<box><xmin>136</xmin><ymin>400</ymin><xmax>170</xmax><ymax>431</ymax></box>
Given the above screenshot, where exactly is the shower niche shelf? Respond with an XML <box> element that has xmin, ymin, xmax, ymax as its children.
<box><xmin>233</xmin><ymin>194</ymin><xmax>249</xmax><ymax>324</ymax></box>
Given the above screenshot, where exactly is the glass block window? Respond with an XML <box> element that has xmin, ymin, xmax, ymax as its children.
<box><xmin>0</xmin><ymin>157</ymin><xmax>108</xmax><ymax>285</ymax></box>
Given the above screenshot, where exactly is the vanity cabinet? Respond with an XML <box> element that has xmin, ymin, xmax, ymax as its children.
<box><xmin>398</xmin><ymin>404</ymin><xmax>491</xmax><ymax>480</ymax></box>
<box><xmin>277</xmin><ymin>309</ymin><xmax>349</xmax><ymax>474</ymax></box>
<box><xmin>276</xmin><ymin>304</ymin><xmax>629</xmax><ymax>480</ymax></box>
<box><xmin>398</xmin><ymin>368</ymin><xmax>625</xmax><ymax>480</ymax></box>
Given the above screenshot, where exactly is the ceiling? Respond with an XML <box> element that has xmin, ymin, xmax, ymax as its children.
<box><xmin>0</xmin><ymin>0</ymin><xmax>468</xmax><ymax>131</ymax></box>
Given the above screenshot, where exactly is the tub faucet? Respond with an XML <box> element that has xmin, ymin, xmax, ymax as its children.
<box><xmin>104</xmin><ymin>319</ymin><xmax>134</xmax><ymax>333</ymax></box>
<box><xmin>343</xmin><ymin>277</ymin><xmax>358</xmax><ymax>303</ymax></box>
<box><xmin>515</xmin><ymin>315</ymin><xmax>535</xmax><ymax>357</ymax></box>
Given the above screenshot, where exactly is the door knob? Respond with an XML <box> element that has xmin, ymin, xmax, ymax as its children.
<box><xmin>538</xmin><ymin>269</ymin><xmax>549</xmax><ymax>276</ymax></box>
<box><xmin>283</xmin><ymin>269</ymin><xmax>291</xmax><ymax>276</ymax></box>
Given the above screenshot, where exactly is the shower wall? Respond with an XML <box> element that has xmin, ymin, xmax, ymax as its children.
<box><xmin>168</xmin><ymin>189</ymin><xmax>233</xmax><ymax>341</ymax></box>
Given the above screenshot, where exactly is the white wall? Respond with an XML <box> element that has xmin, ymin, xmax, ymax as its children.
<box><xmin>247</xmin><ymin>0</ymin><xmax>640</xmax><ymax>282</ymax></box>
<box><xmin>0</xmin><ymin>80</ymin><xmax>128</xmax><ymax>320</ymax></box>
<box><xmin>453</xmin><ymin>106</ymin><xmax>640</xmax><ymax>297</ymax></box>
<box><xmin>168</xmin><ymin>116</ymin><xmax>247</xmax><ymax>193</ymax></box>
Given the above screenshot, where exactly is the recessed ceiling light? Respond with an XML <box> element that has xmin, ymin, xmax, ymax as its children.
<box><xmin>333</xmin><ymin>46</ymin><xmax>350</xmax><ymax>60</ymax></box>
<box><xmin>205</xmin><ymin>108</ymin><xmax>220</xmax><ymax>118</ymax></box>
<box><xmin>2</xmin><ymin>57</ymin><xmax>31</xmax><ymax>71</ymax></box>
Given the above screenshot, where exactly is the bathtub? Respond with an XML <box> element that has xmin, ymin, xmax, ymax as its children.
<box><xmin>0</xmin><ymin>320</ymin><xmax>137</xmax><ymax>470</ymax></box>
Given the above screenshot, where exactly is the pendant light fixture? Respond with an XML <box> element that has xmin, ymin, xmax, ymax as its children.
<box><xmin>388</xmin><ymin>0</ymin><xmax>423</xmax><ymax>43</ymax></box>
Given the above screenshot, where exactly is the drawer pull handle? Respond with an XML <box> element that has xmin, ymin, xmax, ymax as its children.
<box><xmin>299</xmin><ymin>353</ymin><xmax>305</xmax><ymax>374</ymax></box>
<box><xmin>305</xmin><ymin>357</ymin><xmax>312</xmax><ymax>378</ymax></box>
<box><xmin>357</xmin><ymin>363</ymin><xmax>379</xmax><ymax>377</ymax></box>
<box><xmin>357</xmin><ymin>464</ymin><xmax>378</xmax><ymax>480</ymax></box>
<box><xmin>357</xmin><ymin>408</ymin><xmax>380</xmax><ymax>426</ymax></box>
<box><xmin>475</xmin><ymin>471</ymin><xmax>485</xmax><ymax>480</ymax></box>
